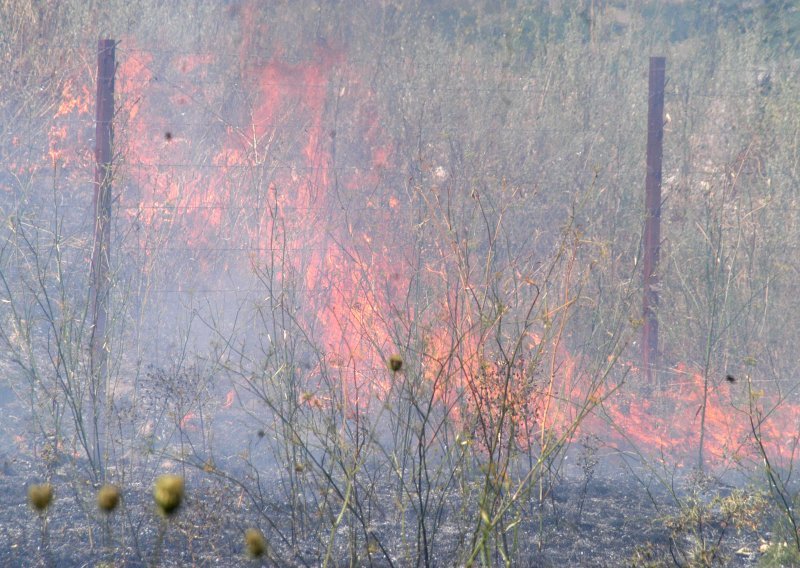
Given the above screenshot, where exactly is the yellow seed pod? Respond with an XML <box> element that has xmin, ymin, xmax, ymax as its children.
<box><xmin>245</xmin><ymin>527</ymin><xmax>267</xmax><ymax>558</ymax></box>
<box><xmin>388</xmin><ymin>355</ymin><xmax>403</xmax><ymax>372</ymax></box>
<box><xmin>153</xmin><ymin>475</ymin><xmax>184</xmax><ymax>516</ymax></box>
<box><xmin>97</xmin><ymin>484</ymin><xmax>121</xmax><ymax>513</ymax></box>
<box><xmin>28</xmin><ymin>483</ymin><xmax>53</xmax><ymax>512</ymax></box>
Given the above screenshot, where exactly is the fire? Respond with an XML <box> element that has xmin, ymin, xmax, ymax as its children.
<box><xmin>54</xmin><ymin>78</ymin><xmax>92</xmax><ymax>118</ymax></box>
<box><xmin>37</xmin><ymin>32</ymin><xmax>800</xmax><ymax>476</ymax></box>
<box><xmin>109</xmin><ymin>33</ymin><xmax>404</xmax><ymax>418</ymax></box>
<box><xmin>583</xmin><ymin>363</ymin><xmax>800</xmax><ymax>470</ymax></box>
<box><xmin>48</xmin><ymin>77</ymin><xmax>93</xmax><ymax>165</ymax></box>
<box><xmin>179</xmin><ymin>411</ymin><xmax>197</xmax><ymax>430</ymax></box>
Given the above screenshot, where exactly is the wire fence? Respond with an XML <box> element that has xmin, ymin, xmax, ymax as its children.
<box><xmin>2</xmin><ymin>43</ymin><xmax>794</xmax><ymax>379</ymax></box>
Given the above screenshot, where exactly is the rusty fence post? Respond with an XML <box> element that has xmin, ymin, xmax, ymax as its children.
<box><xmin>90</xmin><ymin>38</ymin><xmax>115</xmax><ymax>479</ymax></box>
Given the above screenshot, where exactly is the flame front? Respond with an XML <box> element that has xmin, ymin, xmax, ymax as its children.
<box><xmin>37</xmin><ymin>28</ymin><xmax>800</xmax><ymax>474</ymax></box>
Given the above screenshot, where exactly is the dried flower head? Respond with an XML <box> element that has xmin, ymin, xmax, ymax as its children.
<box><xmin>245</xmin><ymin>527</ymin><xmax>267</xmax><ymax>558</ymax></box>
<box><xmin>97</xmin><ymin>484</ymin><xmax>120</xmax><ymax>513</ymax></box>
<box><xmin>28</xmin><ymin>483</ymin><xmax>53</xmax><ymax>512</ymax></box>
<box><xmin>388</xmin><ymin>354</ymin><xmax>403</xmax><ymax>372</ymax></box>
<box><xmin>153</xmin><ymin>474</ymin><xmax>184</xmax><ymax>516</ymax></box>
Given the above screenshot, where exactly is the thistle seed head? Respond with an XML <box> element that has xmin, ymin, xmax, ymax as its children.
<box><xmin>388</xmin><ymin>354</ymin><xmax>403</xmax><ymax>372</ymax></box>
<box><xmin>245</xmin><ymin>527</ymin><xmax>267</xmax><ymax>558</ymax></box>
<box><xmin>153</xmin><ymin>474</ymin><xmax>184</xmax><ymax>516</ymax></box>
<box><xmin>97</xmin><ymin>484</ymin><xmax>121</xmax><ymax>513</ymax></box>
<box><xmin>28</xmin><ymin>483</ymin><xmax>53</xmax><ymax>512</ymax></box>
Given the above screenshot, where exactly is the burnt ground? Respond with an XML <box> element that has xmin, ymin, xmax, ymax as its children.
<box><xmin>0</xmin><ymin>448</ymin><xmax>780</xmax><ymax>568</ymax></box>
<box><xmin>0</xmin><ymin>388</ymin><xmax>784</xmax><ymax>567</ymax></box>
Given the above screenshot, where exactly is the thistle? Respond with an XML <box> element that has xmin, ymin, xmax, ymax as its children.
<box><xmin>388</xmin><ymin>354</ymin><xmax>403</xmax><ymax>372</ymax></box>
<box><xmin>97</xmin><ymin>484</ymin><xmax>121</xmax><ymax>513</ymax></box>
<box><xmin>28</xmin><ymin>483</ymin><xmax>53</xmax><ymax>512</ymax></box>
<box><xmin>153</xmin><ymin>475</ymin><xmax>184</xmax><ymax>516</ymax></box>
<box><xmin>245</xmin><ymin>527</ymin><xmax>267</xmax><ymax>558</ymax></box>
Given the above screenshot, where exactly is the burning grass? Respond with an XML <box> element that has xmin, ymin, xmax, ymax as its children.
<box><xmin>3</xmin><ymin>7</ymin><xmax>800</xmax><ymax>566</ymax></box>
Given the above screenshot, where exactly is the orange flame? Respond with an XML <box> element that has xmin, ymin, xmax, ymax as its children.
<box><xmin>38</xmin><ymin>35</ymin><xmax>800</xmax><ymax>475</ymax></box>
